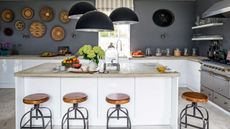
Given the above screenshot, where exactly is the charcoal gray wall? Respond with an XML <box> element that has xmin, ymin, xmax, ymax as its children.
<box><xmin>131</xmin><ymin>0</ymin><xmax>195</xmax><ymax>54</ymax></box>
<box><xmin>193</xmin><ymin>0</ymin><xmax>230</xmax><ymax>56</ymax></box>
<box><xmin>0</xmin><ymin>0</ymin><xmax>196</xmax><ymax>55</ymax></box>
<box><xmin>0</xmin><ymin>0</ymin><xmax>98</xmax><ymax>55</ymax></box>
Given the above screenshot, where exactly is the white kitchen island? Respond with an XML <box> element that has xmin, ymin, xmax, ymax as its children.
<box><xmin>15</xmin><ymin>63</ymin><xmax>179</xmax><ymax>129</ymax></box>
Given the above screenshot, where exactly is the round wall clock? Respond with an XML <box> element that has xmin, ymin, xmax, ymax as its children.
<box><xmin>1</xmin><ymin>9</ymin><xmax>14</xmax><ymax>22</ymax></box>
<box><xmin>21</xmin><ymin>7</ymin><xmax>34</xmax><ymax>20</ymax></box>
<box><xmin>29</xmin><ymin>21</ymin><xmax>46</xmax><ymax>38</ymax></box>
<box><xmin>39</xmin><ymin>6</ymin><xmax>54</xmax><ymax>22</ymax></box>
<box><xmin>152</xmin><ymin>9</ymin><xmax>175</xmax><ymax>27</ymax></box>
<box><xmin>51</xmin><ymin>26</ymin><xmax>65</xmax><ymax>41</ymax></box>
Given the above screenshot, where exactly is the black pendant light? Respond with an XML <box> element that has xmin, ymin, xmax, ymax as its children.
<box><xmin>75</xmin><ymin>11</ymin><xmax>114</xmax><ymax>32</ymax></box>
<box><xmin>68</xmin><ymin>2</ymin><xmax>96</xmax><ymax>19</ymax></box>
<box><xmin>109</xmin><ymin>7</ymin><xmax>139</xmax><ymax>25</ymax></box>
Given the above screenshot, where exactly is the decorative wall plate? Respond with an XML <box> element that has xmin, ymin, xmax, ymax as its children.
<box><xmin>21</xmin><ymin>7</ymin><xmax>34</xmax><ymax>20</ymax></box>
<box><xmin>29</xmin><ymin>21</ymin><xmax>46</xmax><ymax>38</ymax></box>
<box><xmin>152</xmin><ymin>9</ymin><xmax>174</xmax><ymax>27</ymax></box>
<box><xmin>51</xmin><ymin>26</ymin><xmax>65</xmax><ymax>41</ymax></box>
<box><xmin>59</xmin><ymin>10</ymin><xmax>70</xmax><ymax>23</ymax></box>
<box><xmin>4</xmin><ymin>28</ymin><xmax>13</xmax><ymax>36</ymax></box>
<box><xmin>39</xmin><ymin>6</ymin><xmax>54</xmax><ymax>22</ymax></box>
<box><xmin>15</xmin><ymin>20</ymin><xmax>25</xmax><ymax>31</ymax></box>
<box><xmin>1</xmin><ymin>9</ymin><xmax>14</xmax><ymax>22</ymax></box>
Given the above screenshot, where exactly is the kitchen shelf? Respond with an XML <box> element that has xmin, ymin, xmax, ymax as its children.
<box><xmin>192</xmin><ymin>36</ymin><xmax>223</xmax><ymax>41</ymax></box>
<box><xmin>192</xmin><ymin>23</ymin><xmax>223</xmax><ymax>30</ymax></box>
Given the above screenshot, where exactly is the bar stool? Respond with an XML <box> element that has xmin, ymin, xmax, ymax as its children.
<box><xmin>20</xmin><ymin>93</ymin><xmax>52</xmax><ymax>129</ymax></box>
<box><xmin>61</xmin><ymin>92</ymin><xmax>89</xmax><ymax>129</ymax></box>
<box><xmin>106</xmin><ymin>93</ymin><xmax>131</xmax><ymax>129</ymax></box>
<box><xmin>179</xmin><ymin>92</ymin><xmax>209</xmax><ymax>129</ymax></box>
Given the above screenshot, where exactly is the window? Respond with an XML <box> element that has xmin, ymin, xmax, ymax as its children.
<box><xmin>99</xmin><ymin>25</ymin><xmax>130</xmax><ymax>57</ymax></box>
<box><xmin>96</xmin><ymin>0</ymin><xmax>133</xmax><ymax>57</ymax></box>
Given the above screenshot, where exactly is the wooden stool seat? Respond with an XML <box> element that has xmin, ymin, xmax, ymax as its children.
<box><xmin>106</xmin><ymin>93</ymin><xmax>130</xmax><ymax>105</ymax></box>
<box><xmin>182</xmin><ymin>92</ymin><xmax>208</xmax><ymax>103</ymax></box>
<box><xmin>23</xmin><ymin>93</ymin><xmax>49</xmax><ymax>105</ymax></box>
<box><xmin>63</xmin><ymin>92</ymin><xmax>87</xmax><ymax>104</ymax></box>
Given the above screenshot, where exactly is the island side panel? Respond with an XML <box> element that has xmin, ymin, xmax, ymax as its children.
<box><xmin>170</xmin><ymin>77</ymin><xmax>179</xmax><ymax>129</ymax></box>
<box><xmin>15</xmin><ymin>77</ymin><xmax>25</xmax><ymax>129</ymax></box>
<box><xmin>60</xmin><ymin>78</ymin><xmax>98</xmax><ymax>125</ymax></box>
<box><xmin>134</xmin><ymin>77</ymin><xmax>172</xmax><ymax>125</ymax></box>
<box><xmin>23</xmin><ymin>77</ymin><xmax>61</xmax><ymax>125</ymax></box>
<box><xmin>97</xmin><ymin>77</ymin><xmax>135</xmax><ymax>126</ymax></box>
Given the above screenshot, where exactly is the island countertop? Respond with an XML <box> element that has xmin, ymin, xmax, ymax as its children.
<box><xmin>15</xmin><ymin>63</ymin><xmax>180</xmax><ymax>77</ymax></box>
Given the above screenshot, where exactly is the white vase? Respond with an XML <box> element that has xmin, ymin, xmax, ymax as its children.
<box><xmin>88</xmin><ymin>61</ymin><xmax>97</xmax><ymax>72</ymax></box>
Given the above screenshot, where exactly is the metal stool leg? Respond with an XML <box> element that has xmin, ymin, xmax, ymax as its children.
<box><xmin>106</xmin><ymin>104</ymin><xmax>131</xmax><ymax>129</ymax></box>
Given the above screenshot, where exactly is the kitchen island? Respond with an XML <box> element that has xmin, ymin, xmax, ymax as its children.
<box><xmin>15</xmin><ymin>63</ymin><xmax>179</xmax><ymax>129</ymax></box>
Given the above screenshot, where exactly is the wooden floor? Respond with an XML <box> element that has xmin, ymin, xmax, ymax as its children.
<box><xmin>0</xmin><ymin>88</ymin><xmax>229</xmax><ymax>129</ymax></box>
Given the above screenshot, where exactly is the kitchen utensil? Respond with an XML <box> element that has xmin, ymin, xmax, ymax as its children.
<box><xmin>15</xmin><ymin>20</ymin><xmax>25</xmax><ymax>31</ymax></box>
<box><xmin>152</xmin><ymin>9</ymin><xmax>174</xmax><ymax>27</ymax></box>
<box><xmin>29</xmin><ymin>21</ymin><xmax>46</xmax><ymax>38</ymax></box>
<box><xmin>59</xmin><ymin>10</ymin><xmax>70</xmax><ymax>23</ymax></box>
<box><xmin>1</xmin><ymin>9</ymin><xmax>14</xmax><ymax>22</ymax></box>
<box><xmin>21</xmin><ymin>7</ymin><xmax>34</xmax><ymax>20</ymax></box>
<box><xmin>145</xmin><ymin>48</ymin><xmax>152</xmax><ymax>56</ymax></box>
<box><xmin>39</xmin><ymin>6</ymin><xmax>54</xmax><ymax>22</ymax></box>
<box><xmin>4</xmin><ymin>28</ymin><xmax>13</xmax><ymax>36</ymax></box>
<box><xmin>51</xmin><ymin>26</ymin><xmax>65</xmax><ymax>41</ymax></box>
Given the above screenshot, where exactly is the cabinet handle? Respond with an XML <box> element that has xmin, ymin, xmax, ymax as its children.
<box><xmin>208</xmin><ymin>94</ymin><xmax>211</xmax><ymax>96</ymax></box>
<box><xmin>201</xmin><ymin>89</ymin><xmax>204</xmax><ymax>92</ymax></box>
<box><xmin>224</xmin><ymin>102</ymin><xmax>228</xmax><ymax>105</ymax></box>
<box><xmin>214</xmin><ymin>97</ymin><xmax>218</xmax><ymax>99</ymax></box>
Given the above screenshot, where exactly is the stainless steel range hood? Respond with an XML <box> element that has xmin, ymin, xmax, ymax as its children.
<box><xmin>202</xmin><ymin>0</ymin><xmax>230</xmax><ymax>18</ymax></box>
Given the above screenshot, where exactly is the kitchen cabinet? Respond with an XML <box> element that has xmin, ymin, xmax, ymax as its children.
<box><xmin>97</xmin><ymin>78</ymin><xmax>135</xmax><ymax>125</ymax></box>
<box><xmin>135</xmin><ymin>77</ymin><xmax>172</xmax><ymax>125</ymax></box>
<box><xmin>158</xmin><ymin>60</ymin><xmax>187</xmax><ymax>87</ymax></box>
<box><xmin>0</xmin><ymin>59</ymin><xmax>22</xmax><ymax>88</ymax></box>
<box><xmin>187</xmin><ymin>61</ymin><xmax>201</xmax><ymax>92</ymax></box>
<box><xmin>213</xmin><ymin>92</ymin><xmax>230</xmax><ymax>112</ymax></box>
<box><xmin>201</xmin><ymin>86</ymin><xmax>213</xmax><ymax>101</ymax></box>
<box><xmin>212</xmin><ymin>74</ymin><xmax>230</xmax><ymax>98</ymax></box>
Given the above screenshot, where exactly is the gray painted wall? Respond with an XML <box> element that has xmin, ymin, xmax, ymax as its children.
<box><xmin>0</xmin><ymin>0</ymin><xmax>196</xmax><ymax>55</ymax></box>
<box><xmin>0</xmin><ymin>0</ymin><xmax>98</xmax><ymax>55</ymax></box>
<box><xmin>131</xmin><ymin>0</ymin><xmax>195</xmax><ymax>54</ymax></box>
<box><xmin>193</xmin><ymin>0</ymin><xmax>230</xmax><ymax>56</ymax></box>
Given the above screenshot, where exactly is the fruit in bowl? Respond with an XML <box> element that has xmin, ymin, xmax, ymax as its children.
<box><xmin>132</xmin><ymin>50</ymin><xmax>145</xmax><ymax>57</ymax></box>
<box><xmin>62</xmin><ymin>56</ymin><xmax>80</xmax><ymax>68</ymax></box>
<box><xmin>72</xmin><ymin>63</ymin><xmax>82</xmax><ymax>69</ymax></box>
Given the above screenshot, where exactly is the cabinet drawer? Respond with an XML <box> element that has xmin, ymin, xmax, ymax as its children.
<box><xmin>213</xmin><ymin>92</ymin><xmax>230</xmax><ymax>112</ymax></box>
<box><xmin>201</xmin><ymin>71</ymin><xmax>214</xmax><ymax>90</ymax></box>
<box><xmin>212</xmin><ymin>74</ymin><xmax>230</xmax><ymax>98</ymax></box>
<box><xmin>201</xmin><ymin>86</ymin><xmax>213</xmax><ymax>101</ymax></box>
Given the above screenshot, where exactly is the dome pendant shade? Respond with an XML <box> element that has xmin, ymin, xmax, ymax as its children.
<box><xmin>76</xmin><ymin>11</ymin><xmax>114</xmax><ymax>32</ymax></box>
<box><xmin>68</xmin><ymin>2</ymin><xmax>96</xmax><ymax>19</ymax></box>
<box><xmin>109</xmin><ymin>7</ymin><xmax>139</xmax><ymax>25</ymax></box>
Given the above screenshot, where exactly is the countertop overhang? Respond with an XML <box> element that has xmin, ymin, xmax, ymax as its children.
<box><xmin>15</xmin><ymin>63</ymin><xmax>180</xmax><ymax>78</ymax></box>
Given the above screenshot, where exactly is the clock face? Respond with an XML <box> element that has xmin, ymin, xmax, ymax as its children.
<box><xmin>153</xmin><ymin>9</ymin><xmax>175</xmax><ymax>27</ymax></box>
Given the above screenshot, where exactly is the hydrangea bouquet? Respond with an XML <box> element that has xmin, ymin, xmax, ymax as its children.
<box><xmin>78</xmin><ymin>45</ymin><xmax>105</xmax><ymax>64</ymax></box>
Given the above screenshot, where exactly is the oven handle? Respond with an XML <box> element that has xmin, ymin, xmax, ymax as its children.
<box><xmin>199</xmin><ymin>69</ymin><xmax>230</xmax><ymax>81</ymax></box>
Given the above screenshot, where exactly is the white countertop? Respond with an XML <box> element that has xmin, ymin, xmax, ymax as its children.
<box><xmin>15</xmin><ymin>63</ymin><xmax>180</xmax><ymax>77</ymax></box>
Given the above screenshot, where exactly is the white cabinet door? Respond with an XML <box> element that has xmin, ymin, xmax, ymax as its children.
<box><xmin>24</xmin><ymin>77</ymin><xmax>61</xmax><ymax>125</ymax></box>
<box><xmin>158</xmin><ymin>60</ymin><xmax>187</xmax><ymax>87</ymax></box>
<box><xmin>135</xmin><ymin>77</ymin><xmax>172</xmax><ymax>125</ymax></box>
<box><xmin>0</xmin><ymin>59</ymin><xmax>22</xmax><ymax>88</ymax></box>
<box><xmin>98</xmin><ymin>78</ymin><xmax>135</xmax><ymax>125</ymax></box>
<box><xmin>187</xmin><ymin>61</ymin><xmax>201</xmax><ymax>92</ymax></box>
<box><xmin>61</xmin><ymin>78</ymin><xmax>98</xmax><ymax>125</ymax></box>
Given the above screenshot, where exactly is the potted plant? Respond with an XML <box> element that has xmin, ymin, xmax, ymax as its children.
<box><xmin>0</xmin><ymin>41</ymin><xmax>11</xmax><ymax>56</ymax></box>
<box><xmin>77</xmin><ymin>45</ymin><xmax>105</xmax><ymax>71</ymax></box>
